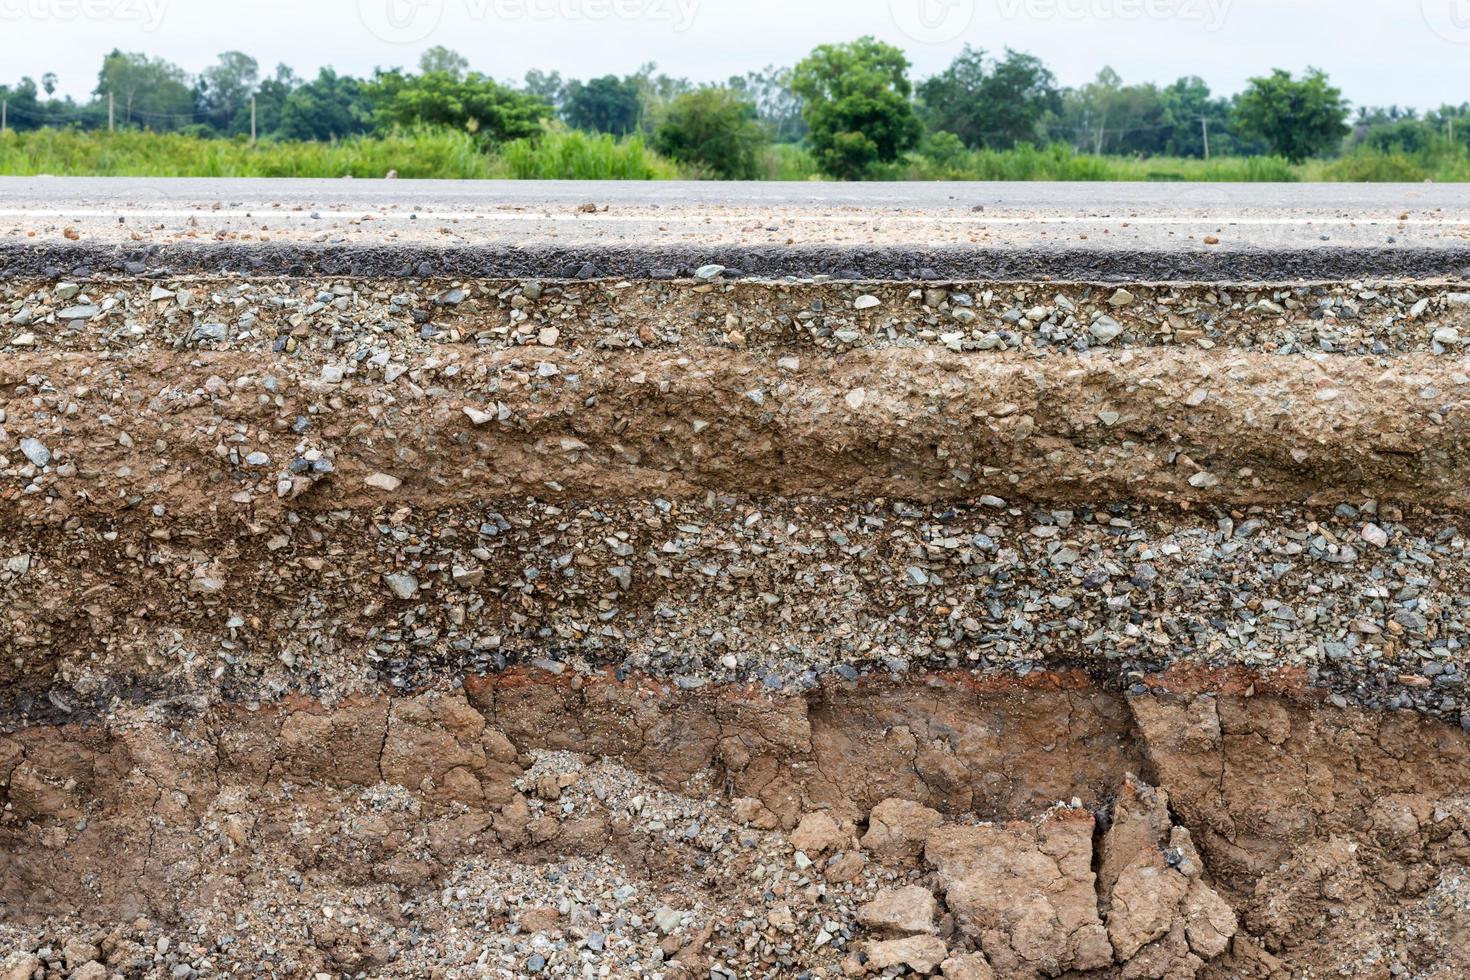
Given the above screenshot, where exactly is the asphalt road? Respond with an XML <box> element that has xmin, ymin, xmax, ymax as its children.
<box><xmin>2</xmin><ymin>177</ymin><xmax>1468</xmax><ymax>281</ymax></box>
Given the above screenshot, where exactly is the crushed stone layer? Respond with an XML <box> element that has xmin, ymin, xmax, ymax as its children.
<box><xmin>5</xmin><ymin>497</ymin><xmax>1470</xmax><ymax>728</ymax></box>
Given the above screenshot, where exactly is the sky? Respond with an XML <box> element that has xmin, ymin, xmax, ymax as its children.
<box><xmin>3</xmin><ymin>0</ymin><xmax>1468</xmax><ymax>110</ymax></box>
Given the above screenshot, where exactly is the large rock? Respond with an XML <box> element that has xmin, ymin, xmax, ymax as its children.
<box><xmin>941</xmin><ymin>952</ymin><xmax>995</xmax><ymax>980</ymax></box>
<box><xmin>862</xmin><ymin>797</ymin><xmax>944</xmax><ymax>860</ymax></box>
<box><xmin>858</xmin><ymin>885</ymin><xmax>938</xmax><ymax>935</ymax></box>
<box><xmin>0</xmin><ymin>954</ymin><xmax>41</xmax><ymax>980</ymax></box>
<box><xmin>379</xmin><ymin>691</ymin><xmax>522</xmax><ymax>806</ymax></box>
<box><xmin>925</xmin><ymin>807</ymin><xmax>1114</xmax><ymax>977</ymax></box>
<box><xmin>865</xmin><ymin>935</ymin><xmax>948</xmax><ymax>973</ymax></box>
<box><xmin>790</xmin><ymin>810</ymin><xmax>847</xmax><ymax>855</ymax></box>
<box><xmin>923</xmin><ymin>786</ymin><xmax>1236</xmax><ymax>979</ymax></box>
<box><xmin>1098</xmin><ymin>775</ymin><xmax>1237</xmax><ymax>975</ymax></box>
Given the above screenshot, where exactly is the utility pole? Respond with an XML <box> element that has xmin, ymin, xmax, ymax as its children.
<box><xmin>250</xmin><ymin>96</ymin><xmax>257</xmax><ymax>144</ymax></box>
<box><xmin>108</xmin><ymin>91</ymin><xmax>114</xmax><ymax>132</ymax></box>
<box><xmin>1200</xmin><ymin>118</ymin><xmax>1211</xmax><ymax>160</ymax></box>
<box><xmin>1</xmin><ymin>100</ymin><xmax>6</xmax><ymax>134</ymax></box>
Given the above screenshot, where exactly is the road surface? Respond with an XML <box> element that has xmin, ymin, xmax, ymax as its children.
<box><xmin>1</xmin><ymin>176</ymin><xmax>1468</xmax><ymax>280</ymax></box>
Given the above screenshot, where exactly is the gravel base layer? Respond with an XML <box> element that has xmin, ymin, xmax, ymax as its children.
<box><xmin>5</xmin><ymin>265</ymin><xmax>1470</xmax><ymax>979</ymax></box>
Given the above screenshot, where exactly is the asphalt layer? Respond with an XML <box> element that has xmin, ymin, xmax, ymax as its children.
<box><xmin>3</xmin><ymin>177</ymin><xmax>1469</xmax><ymax>282</ymax></box>
<box><xmin>5</xmin><ymin>240</ymin><xmax>1470</xmax><ymax>283</ymax></box>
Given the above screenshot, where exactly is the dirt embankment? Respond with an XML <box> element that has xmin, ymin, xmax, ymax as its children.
<box><xmin>5</xmin><ymin>270</ymin><xmax>1470</xmax><ymax>979</ymax></box>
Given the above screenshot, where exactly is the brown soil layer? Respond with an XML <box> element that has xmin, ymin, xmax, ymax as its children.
<box><xmin>3</xmin><ymin>676</ymin><xmax>1470</xmax><ymax>978</ymax></box>
<box><xmin>5</xmin><ymin>343</ymin><xmax>1470</xmax><ymax>516</ymax></box>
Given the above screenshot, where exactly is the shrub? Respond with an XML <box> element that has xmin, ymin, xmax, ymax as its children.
<box><xmin>653</xmin><ymin>87</ymin><xmax>766</xmax><ymax>179</ymax></box>
<box><xmin>790</xmin><ymin>37</ymin><xmax>922</xmax><ymax>179</ymax></box>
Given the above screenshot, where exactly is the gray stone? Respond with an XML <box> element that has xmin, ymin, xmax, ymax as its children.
<box><xmin>1089</xmin><ymin>316</ymin><xmax>1125</xmax><ymax>344</ymax></box>
<box><xmin>19</xmin><ymin>438</ymin><xmax>50</xmax><ymax>468</ymax></box>
<box><xmin>384</xmin><ymin>573</ymin><xmax>419</xmax><ymax>599</ymax></box>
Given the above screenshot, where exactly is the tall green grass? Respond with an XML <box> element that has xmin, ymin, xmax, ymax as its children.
<box><xmin>1313</xmin><ymin>139</ymin><xmax>1470</xmax><ymax>182</ymax></box>
<box><xmin>1</xmin><ymin>126</ymin><xmax>1467</xmax><ymax>182</ymax></box>
<box><xmin>492</xmin><ymin>128</ymin><xmax>681</xmax><ymax>180</ymax></box>
<box><xmin>879</xmin><ymin>142</ymin><xmax>1300</xmax><ymax>181</ymax></box>
<box><xmin>758</xmin><ymin>142</ymin><xmax>822</xmax><ymax>181</ymax></box>
<box><xmin>0</xmin><ymin>126</ymin><xmax>680</xmax><ymax>180</ymax></box>
<box><xmin>0</xmin><ymin>126</ymin><xmax>499</xmax><ymax>178</ymax></box>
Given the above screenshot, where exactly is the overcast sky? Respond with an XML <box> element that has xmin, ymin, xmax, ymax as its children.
<box><xmin>4</xmin><ymin>0</ymin><xmax>1468</xmax><ymax>110</ymax></box>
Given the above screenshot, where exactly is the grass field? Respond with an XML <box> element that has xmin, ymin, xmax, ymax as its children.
<box><xmin>2</xmin><ymin>126</ymin><xmax>1468</xmax><ymax>182</ymax></box>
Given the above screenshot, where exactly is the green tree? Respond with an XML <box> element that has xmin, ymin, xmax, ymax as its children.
<box><xmin>562</xmin><ymin>75</ymin><xmax>642</xmax><ymax>136</ymax></box>
<box><xmin>628</xmin><ymin>62</ymin><xmax>693</xmax><ymax>135</ymax></box>
<box><xmin>0</xmin><ymin>75</ymin><xmax>88</xmax><ymax>130</ymax></box>
<box><xmin>232</xmin><ymin>64</ymin><xmax>297</xmax><ymax>138</ymax></box>
<box><xmin>368</xmin><ymin>69</ymin><xmax>550</xmax><ymax>141</ymax></box>
<box><xmin>0</xmin><ymin>77</ymin><xmax>46</xmax><ymax>131</ymax></box>
<box><xmin>1157</xmin><ymin>76</ymin><xmax>1236</xmax><ymax>157</ymax></box>
<box><xmin>419</xmin><ymin>46</ymin><xmax>469</xmax><ymax>80</ymax></box>
<box><xmin>919</xmin><ymin>46</ymin><xmax>1058</xmax><ymax>149</ymax></box>
<box><xmin>1058</xmin><ymin>68</ymin><xmax>1167</xmax><ymax>156</ymax></box>
<box><xmin>197</xmin><ymin>51</ymin><xmax>259</xmax><ymax>134</ymax></box>
<box><xmin>728</xmin><ymin>65</ymin><xmax>805</xmax><ymax>143</ymax></box>
<box><xmin>653</xmin><ymin>86</ymin><xmax>766</xmax><ymax>179</ymax></box>
<box><xmin>918</xmin><ymin>130</ymin><xmax>969</xmax><ymax>172</ymax></box>
<box><xmin>93</xmin><ymin>50</ymin><xmax>195</xmax><ymax>130</ymax></box>
<box><xmin>790</xmin><ymin>36</ymin><xmax>921</xmax><ymax>179</ymax></box>
<box><xmin>1231</xmin><ymin>68</ymin><xmax>1349</xmax><ymax>163</ymax></box>
<box><xmin>523</xmin><ymin>69</ymin><xmax>566</xmax><ymax>110</ymax></box>
<box><xmin>276</xmin><ymin>68</ymin><xmax>374</xmax><ymax>141</ymax></box>
<box><xmin>1350</xmin><ymin>104</ymin><xmax>1469</xmax><ymax>155</ymax></box>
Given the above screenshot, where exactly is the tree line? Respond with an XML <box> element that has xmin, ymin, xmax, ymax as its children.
<box><xmin>1</xmin><ymin>41</ymin><xmax>1466</xmax><ymax>179</ymax></box>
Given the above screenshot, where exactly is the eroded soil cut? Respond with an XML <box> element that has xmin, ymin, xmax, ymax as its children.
<box><xmin>4</xmin><ymin>677</ymin><xmax>1470</xmax><ymax>978</ymax></box>
<box><xmin>4</xmin><ymin>269</ymin><xmax>1470</xmax><ymax>977</ymax></box>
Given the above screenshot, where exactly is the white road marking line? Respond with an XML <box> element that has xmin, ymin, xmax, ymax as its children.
<box><xmin>0</xmin><ymin>208</ymin><xmax>1462</xmax><ymax>228</ymax></box>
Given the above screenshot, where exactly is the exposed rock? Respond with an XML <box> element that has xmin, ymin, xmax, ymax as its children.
<box><xmin>1098</xmin><ymin>775</ymin><xmax>1237</xmax><ymax>973</ymax></box>
<box><xmin>865</xmin><ymin>935</ymin><xmax>947</xmax><ymax>973</ymax></box>
<box><xmin>925</xmin><ymin>808</ymin><xmax>1113</xmax><ymax>977</ymax></box>
<box><xmin>790</xmin><ymin>810</ymin><xmax>845</xmax><ymax>855</ymax></box>
<box><xmin>941</xmin><ymin>952</ymin><xmax>995</xmax><ymax>980</ymax></box>
<box><xmin>0</xmin><ymin>954</ymin><xmax>40</xmax><ymax>980</ymax></box>
<box><xmin>858</xmin><ymin>885</ymin><xmax>937</xmax><ymax>936</ymax></box>
<box><xmin>862</xmin><ymin>798</ymin><xmax>943</xmax><ymax>860</ymax></box>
